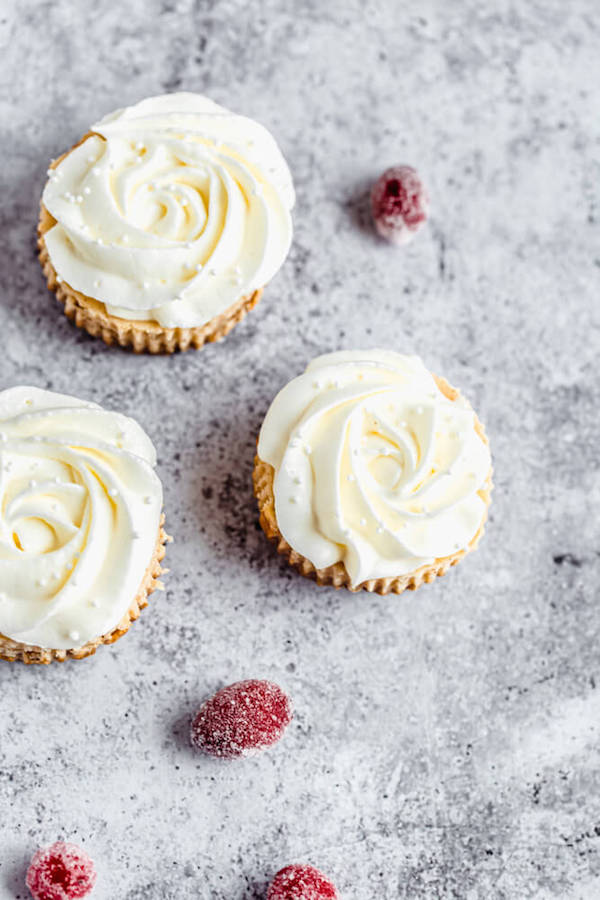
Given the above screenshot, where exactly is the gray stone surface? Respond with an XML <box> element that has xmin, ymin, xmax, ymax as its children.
<box><xmin>0</xmin><ymin>1</ymin><xmax>599</xmax><ymax>897</ymax></box>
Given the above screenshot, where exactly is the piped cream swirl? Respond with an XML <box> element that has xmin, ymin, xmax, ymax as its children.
<box><xmin>258</xmin><ymin>351</ymin><xmax>492</xmax><ymax>587</ymax></box>
<box><xmin>41</xmin><ymin>93</ymin><xmax>295</xmax><ymax>327</ymax></box>
<box><xmin>0</xmin><ymin>387</ymin><xmax>163</xmax><ymax>650</ymax></box>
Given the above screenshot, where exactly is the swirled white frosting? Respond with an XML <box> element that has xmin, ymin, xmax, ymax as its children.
<box><xmin>0</xmin><ymin>387</ymin><xmax>163</xmax><ymax>650</ymax></box>
<box><xmin>258</xmin><ymin>351</ymin><xmax>491</xmax><ymax>587</ymax></box>
<box><xmin>41</xmin><ymin>93</ymin><xmax>295</xmax><ymax>327</ymax></box>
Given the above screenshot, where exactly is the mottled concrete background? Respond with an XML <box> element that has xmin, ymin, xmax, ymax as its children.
<box><xmin>0</xmin><ymin>1</ymin><xmax>599</xmax><ymax>898</ymax></box>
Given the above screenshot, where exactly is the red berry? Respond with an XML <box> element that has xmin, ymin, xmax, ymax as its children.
<box><xmin>371</xmin><ymin>165</ymin><xmax>429</xmax><ymax>245</ymax></box>
<box><xmin>190</xmin><ymin>679</ymin><xmax>293</xmax><ymax>759</ymax></box>
<box><xmin>26</xmin><ymin>842</ymin><xmax>97</xmax><ymax>900</ymax></box>
<box><xmin>267</xmin><ymin>864</ymin><xmax>339</xmax><ymax>900</ymax></box>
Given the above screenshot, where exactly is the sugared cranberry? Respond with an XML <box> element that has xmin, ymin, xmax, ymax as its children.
<box><xmin>371</xmin><ymin>165</ymin><xmax>429</xmax><ymax>245</ymax></box>
<box><xmin>26</xmin><ymin>841</ymin><xmax>97</xmax><ymax>900</ymax></box>
<box><xmin>190</xmin><ymin>679</ymin><xmax>293</xmax><ymax>759</ymax></box>
<box><xmin>267</xmin><ymin>864</ymin><xmax>339</xmax><ymax>900</ymax></box>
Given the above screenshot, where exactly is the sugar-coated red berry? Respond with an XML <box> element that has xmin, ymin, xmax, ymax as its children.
<box><xmin>190</xmin><ymin>679</ymin><xmax>293</xmax><ymax>759</ymax></box>
<box><xmin>26</xmin><ymin>841</ymin><xmax>97</xmax><ymax>900</ymax></box>
<box><xmin>267</xmin><ymin>864</ymin><xmax>339</xmax><ymax>900</ymax></box>
<box><xmin>371</xmin><ymin>165</ymin><xmax>429</xmax><ymax>245</ymax></box>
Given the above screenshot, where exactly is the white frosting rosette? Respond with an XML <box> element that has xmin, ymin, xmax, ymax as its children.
<box><xmin>258</xmin><ymin>350</ymin><xmax>492</xmax><ymax>587</ymax></box>
<box><xmin>41</xmin><ymin>93</ymin><xmax>295</xmax><ymax>328</ymax></box>
<box><xmin>0</xmin><ymin>387</ymin><xmax>163</xmax><ymax>650</ymax></box>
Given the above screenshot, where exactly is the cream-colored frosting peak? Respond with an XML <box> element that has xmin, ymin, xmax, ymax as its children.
<box><xmin>258</xmin><ymin>351</ymin><xmax>491</xmax><ymax>587</ymax></box>
<box><xmin>42</xmin><ymin>93</ymin><xmax>295</xmax><ymax>327</ymax></box>
<box><xmin>0</xmin><ymin>387</ymin><xmax>163</xmax><ymax>650</ymax></box>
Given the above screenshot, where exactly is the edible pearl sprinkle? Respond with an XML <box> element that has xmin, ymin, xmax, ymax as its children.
<box><xmin>69</xmin><ymin>630</ymin><xmax>80</xmax><ymax>642</ymax></box>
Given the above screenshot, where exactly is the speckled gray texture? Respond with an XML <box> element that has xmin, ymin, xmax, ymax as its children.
<box><xmin>0</xmin><ymin>1</ymin><xmax>599</xmax><ymax>898</ymax></box>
